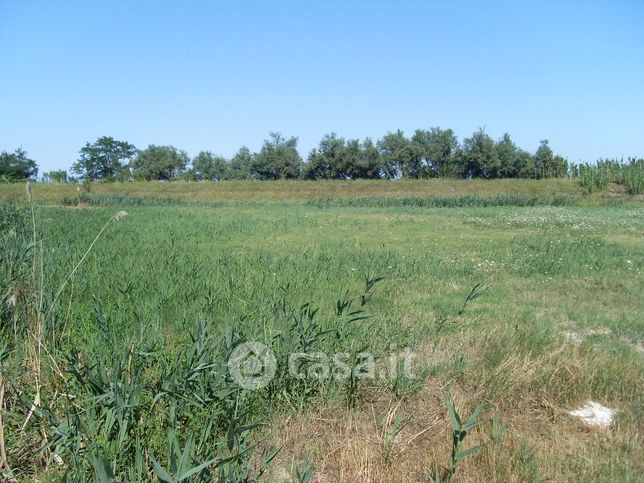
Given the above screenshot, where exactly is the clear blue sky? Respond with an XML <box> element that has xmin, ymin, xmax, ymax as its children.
<box><xmin>1</xmin><ymin>0</ymin><xmax>643</xmax><ymax>173</ymax></box>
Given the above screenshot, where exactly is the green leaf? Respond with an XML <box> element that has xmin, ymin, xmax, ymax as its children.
<box><xmin>462</xmin><ymin>404</ymin><xmax>483</xmax><ymax>431</ymax></box>
<box><xmin>177</xmin><ymin>457</ymin><xmax>217</xmax><ymax>481</ymax></box>
<box><xmin>446</xmin><ymin>398</ymin><xmax>461</xmax><ymax>431</ymax></box>
<box><xmin>178</xmin><ymin>437</ymin><xmax>193</xmax><ymax>474</ymax></box>
<box><xmin>455</xmin><ymin>444</ymin><xmax>484</xmax><ymax>461</ymax></box>
<box><xmin>93</xmin><ymin>456</ymin><xmax>115</xmax><ymax>483</ymax></box>
<box><xmin>150</xmin><ymin>454</ymin><xmax>175</xmax><ymax>483</ymax></box>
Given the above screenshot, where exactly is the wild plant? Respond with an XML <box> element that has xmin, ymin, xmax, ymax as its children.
<box><xmin>379</xmin><ymin>402</ymin><xmax>409</xmax><ymax>464</ymax></box>
<box><xmin>577</xmin><ymin>157</ymin><xmax>643</xmax><ymax>194</ymax></box>
<box><xmin>429</xmin><ymin>398</ymin><xmax>496</xmax><ymax>483</ymax></box>
<box><xmin>295</xmin><ymin>453</ymin><xmax>315</xmax><ymax>483</ymax></box>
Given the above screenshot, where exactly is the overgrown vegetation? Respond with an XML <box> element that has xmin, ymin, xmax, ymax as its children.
<box><xmin>0</xmin><ymin>181</ymin><xmax>642</xmax><ymax>481</ymax></box>
<box><xmin>573</xmin><ymin>158</ymin><xmax>644</xmax><ymax>194</ymax></box>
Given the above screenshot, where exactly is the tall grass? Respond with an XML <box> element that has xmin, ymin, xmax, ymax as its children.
<box><xmin>576</xmin><ymin>158</ymin><xmax>643</xmax><ymax>194</ymax></box>
<box><xmin>0</xmin><ymin>196</ymin><xmax>399</xmax><ymax>480</ymax></box>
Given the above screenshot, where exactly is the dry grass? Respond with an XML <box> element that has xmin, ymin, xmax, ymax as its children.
<box><xmin>261</xmin><ymin>330</ymin><xmax>643</xmax><ymax>482</ymax></box>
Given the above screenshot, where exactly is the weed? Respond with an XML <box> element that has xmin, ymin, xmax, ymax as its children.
<box><xmin>429</xmin><ymin>399</ymin><xmax>494</xmax><ymax>483</ymax></box>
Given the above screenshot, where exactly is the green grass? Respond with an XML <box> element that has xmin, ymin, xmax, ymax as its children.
<box><xmin>307</xmin><ymin>193</ymin><xmax>578</xmax><ymax>208</ymax></box>
<box><xmin>0</xmin><ymin>182</ymin><xmax>642</xmax><ymax>481</ymax></box>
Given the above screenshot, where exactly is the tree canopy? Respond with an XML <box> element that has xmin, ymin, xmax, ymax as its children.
<box><xmin>192</xmin><ymin>151</ymin><xmax>227</xmax><ymax>181</ymax></box>
<box><xmin>0</xmin><ymin>148</ymin><xmax>38</xmax><ymax>181</ymax></box>
<box><xmin>251</xmin><ymin>133</ymin><xmax>302</xmax><ymax>180</ymax></box>
<box><xmin>6</xmin><ymin>126</ymin><xmax>578</xmax><ymax>183</ymax></box>
<box><xmin>131</xmin><ymin>145</ymin><xmax>189</xmax><ymax>181</ymax></box>
<box><xmin>71</xmin><ymin>136</ymin><xmax>137</xmax><ymax>180</ymax></box>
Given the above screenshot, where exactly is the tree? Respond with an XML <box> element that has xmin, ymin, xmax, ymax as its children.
<box><xmin>533</xmin><ymin>140</ymin><xmax>553</xmax><ymax>179</ymax></box>
<box><xmin>377</xmin><ymin>130</ymin><xmax>417</xmax><ymax>179</ymax></box>
<box><xmin>71</xmin><ymin>136</ymin><xmax>137</xmax><ymax>180</ymax></box>
<box><xmin>192</xmin><ymin>151</ymin><xmax>228</xmax><ymax>181</ymax></box>
<box><xmin>411</xmin><ymin>128</ymin><xmax>458</xmax><ymax>178</ymax></box>
<box><xmin>459</xmin><ymin>128</ymin><xmax>499</xmax><ymax>178</ymax></box>
<box><xmin>351</xmin><ymin>138</ymin><xmax>384</xmax><ymax>179</ymax></box>
<box><xmin>494</xmin><ymin>133</ymin><xmax>522</xmax><ymax>178</ymax></box>
<box><xmin>227</xmin><ymin>147</ymin><xmax>253</xmax><ymax>180</ymax></box>
<box><xmin>303</xmin><ymin>133</ymin><xmax>349</xmax><ymax>180</ymax></box>
<box><xmin>131</xmin><ymin>145</ymin><xmax>189</xmax><ymax>180</ymax></box>
<box><xmin>551</xmin><ymin>154</ymin><xmax>569</xmax><ymax>178</ymax></box>
<box><xmin>251</xmin><ymin>133</ymin><xmax>302</xmax><ymax>180</ymax></box>
<box><xmin>0</xmin><ymin>148</ymin><xmax>38</xmax><ymax>181</ymax></box>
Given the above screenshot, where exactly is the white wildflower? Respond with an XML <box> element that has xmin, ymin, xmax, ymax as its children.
<box><xmin>113</xmin><ymin>210</ymin><xmax>128</xmax><ymax>221</ymax></box>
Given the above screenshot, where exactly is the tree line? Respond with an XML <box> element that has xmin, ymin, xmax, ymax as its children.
<box><xmin>3</xmin><ymin>127</ymin><xmax>573</xmax><ymax>182</ymax></box>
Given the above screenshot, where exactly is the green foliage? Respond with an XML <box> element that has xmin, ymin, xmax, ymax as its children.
<box><xmin>227</xmin><ymin>147</ymin><xmax>253</xmax><ymax>180</ymax></box>
<box><xmin>412</xmin><ymin>127</ymin><xmax>459</xmax><ymax>178</ymax></box>
<box><xmin>303</xmin><ymin>135</ymin><xmax>384</xmax><ymax>180</ymax></box>
<box><xmin>251</xmin><ymin>132</ymin><xmax>302</xmax><ymax>180</ymax></box>
<box><xmin>192</xmin><ymin>151</ymin><xmax>228</xmax><ymax>181</ymax></box>
<box><xmin>43</xmin><ymin>169</ymin><xmax>69</xmax><ymax>183</ymax></box>
<box><xmin>533</xmin><ymin>140</ymin><xmax>568</xmax><ymax>179</ymax></box>
<box><xmin>0</xmin><ymin>148</ymin><xmax>38</xmax><ymax>181</ymax></box>
<box><xmin>52</xmin><ymin>127</ymin><xmax>584</xmax><ymax>182</ymax></box>
<box><xmin>575</xmin><ymin>158</ymin><xmax>644</xmax><ymax>194</ymax></box>
<box><xmin>377</xmin><ymin>129</ymin><xmax>417</xmax><ymax>179</ymax></box>
<box><xmin>303</xmin><ymin>133</ymin><xmax>351</xmax><ymax>180</ymax></box>
<box><xmin>429</xmin><ymin>399</ymin><xmax>495</xmax><ymax>483</ymax></box>
<box><xmin>82</xmin><ymin>177</ymin><xmax>93</xmax><ymax>193</ymax></box>
<box><xmin>131</xmin><ymin>145</ymin><xmax>190</xmax><ymax>181</ymax></box>
<box><xmin>459</xmin><ymin>128</ymin><xmax>499</xmax><ymax>178</ymax></box>
<box><xmin>495</xmin><ymin>134</ymin><xmax>534</xmax><ymax>178</ymax></box>
<box><xmin>620</xmin><ymin>158</ymin><xmax>644</xmax><ymax>194</ymax></box>
<box><xmin>71</xmin><ymin>136</ymin><xmax>137</xmax><ymax>180</ymax></box>
<box><xmin>352</xmin><ymin>138</ymin><xmax>384</xmax><ymax>179</ymax></box>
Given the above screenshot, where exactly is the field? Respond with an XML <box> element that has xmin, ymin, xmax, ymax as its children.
<box><xmin>1</xmin><ymin>179</ymin><xmax>642</xmax><ymax>481</ymax></box>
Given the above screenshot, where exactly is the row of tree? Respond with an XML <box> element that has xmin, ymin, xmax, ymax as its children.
<box><xmin>4</xmin><ymin>128</ymin><xmax>571</xmax><ymax>182</ymax></box>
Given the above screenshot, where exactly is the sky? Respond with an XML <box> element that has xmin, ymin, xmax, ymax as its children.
<box><xmin>1</xmin><ymin>0</ymin><xmax>643</xmax><ymax>173</ymax></box>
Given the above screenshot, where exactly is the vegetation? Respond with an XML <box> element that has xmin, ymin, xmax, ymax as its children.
<box><xmin>42</xmin><ymin>170</ymin><xmax>69</xmax><ymax>184</ymax></box>
<box><xmin>131</xmin><ymin>145</ymin><xmax>190</xmax><ymax>181</ymax></box>
<box><xmin>0</xmin><ymin>180</ymin><xmax>641</xmax><ymax>481</ymax></box>
<box><xmin>71</xmin><ymin>137</ymin><xmax>137</xmax><ymax>181</ymax></box>
<box><xmin>5</xmin><ymin>131</ymin><xmax>644</xmax><ymax>191</ymax></box>
<box><xmin>573</xmin><ymin>158</ymin><xmax>644</xmax><ymax>195</ymax></box>
<box><xmin>0</xmin><ymin>149</ymin><xmax>38</xmax><ymax>181</ymax></box>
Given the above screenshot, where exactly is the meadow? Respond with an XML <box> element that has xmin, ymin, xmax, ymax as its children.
<box><xmin>0</xmin><ymin>179</ymin><xmax>642</xmax><ymax>481</ymax></box>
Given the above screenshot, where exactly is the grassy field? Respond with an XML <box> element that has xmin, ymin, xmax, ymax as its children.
<box><xmin>0</xmin><ymin>178</ymin><xmax>587</xmax><ymax>204</ymax></box>
<box><xmin>1</xmin><ymin>180</ymin><xmax>642</xmax><ymax>481</ymax></box>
